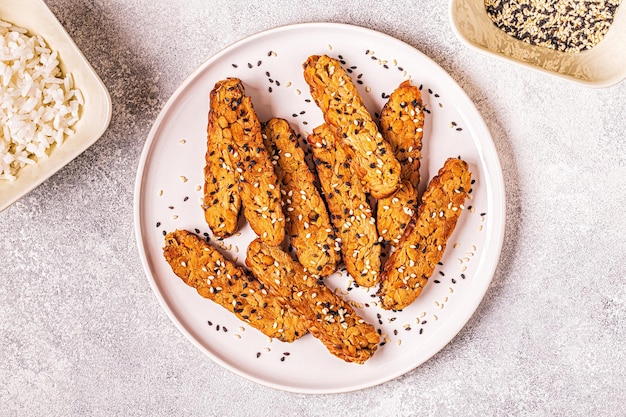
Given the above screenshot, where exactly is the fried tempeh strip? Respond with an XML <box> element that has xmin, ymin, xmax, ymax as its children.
<box><xmin>376</xmin><ymin>81</ymin><xmax>424</xmax><ymax>243</ymax></box>
<box><xmin>163</xmin><ymin>229</ymin><xmax>307</xmax><ymax>342</ymax></box>
<box><xmin>210</xmin><ymin>78</ymin><xmax>285</xmax><ymax>246</ymax></box>
<box><xmin>246</xmin><ymin>239</ymin><xmax>380</xmax><ymax>364</ymax></box>
<box><xmin>378</xmin><ymin>158</ymin><xmax>472</xmax><ymax>310</ymax></box>
<box><xmin>303</xmin><ymin>55</ymin><xmax>401</xmax><ymax>199</ymax></box>
<box><xmin>261</xmin><ymin>118</ymin><xmax>339</xmax><ymax>277</ymax></box>
<box><xmin>203</xmin><ymin>92</ymin><xmax>242</xmax><ymax>238</ymax></box>
<box><xmin>380</xmin><ymin>80</ymin><xmax>424</xmax><ymax>186</ymax></box>
<box><xmin>376</xmin><ymin>180</ymin><xmax>418</xmax><ymax>244</ymax></box>
<box><xmin>307</xmin><ymin>124</ymin><xmax>381</xmax><ymax>288</ymax></box>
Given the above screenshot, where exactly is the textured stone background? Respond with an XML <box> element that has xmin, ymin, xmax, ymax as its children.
<box><xmin>1</xmin><ymin>1</ymin><xmax>625</xmax><ymax>416</ymax></box>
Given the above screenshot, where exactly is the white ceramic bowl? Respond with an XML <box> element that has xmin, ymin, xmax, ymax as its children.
<box><xmin>450</xmin><ymin>0</ymin><xmax>626</xmax><ymax>88</ymax></box>
<box><xmin>0</xmin><ymin>0</ymin><xmax>112</xmax><ymax>211</ymax></box>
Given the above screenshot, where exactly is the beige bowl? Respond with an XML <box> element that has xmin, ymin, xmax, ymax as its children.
<box><xmin>450</xmin><ymin>0</ymin><xmax>626</xmax><ymax>87</ymax></box>
<box><xmin>0</xmin><ymin>0</ymin><xmax>112</xmax><ymax>212</ymax></box>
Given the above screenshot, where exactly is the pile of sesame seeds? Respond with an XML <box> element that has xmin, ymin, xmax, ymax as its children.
<box><xmin>485</xmin><ymin>0</ymin><xmax>623</xmax><ymax>53</ymax></box>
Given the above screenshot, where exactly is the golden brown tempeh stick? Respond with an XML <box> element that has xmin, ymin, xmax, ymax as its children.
<box><xmin>307</xmin><ymin>124</ymin><xmax>381</xmax><ymax>288</ymax></box>
<box><xmin>261</xmin><ymin>118</ymin><xmax>339</xmax><ymax>277</ymax></box>
<box><xmin>203</xmin><ymin>92</ymin><xmax>241</xmax><ymax>238</ymax></box>
<box><xmin>380</xmin><ymin>80</ymin><xmax>424</xmax><ymax>186</ymax></box>
<box><xmin>246</xmin><ymin>239</ymin><xmax>380</xmax><ymax>364</ymax></box>
<box><xmin>376</xmin><ymin>81</ymin><xmax>424</xmax><ymax>243</ymax></box>
<box><xmin>303</xmin><ymin>54</ymin><xmax>401</xmax><ymax>199</ymax></box>
<box><xmin>376</xmin><ymin>180</ymin><xmax>418</xmax><ymax>245</ymax></box>
<box><xmin>378</xmin><ymin>158</ymin><xmax>472</xmax><ymax>311</ymax></box>
<box><xmin>209</xmin><ymin>78</ymin><xmax>285</xmax><ymax>246</ymax></box>
<box><xmin>163</xmin><ymin>229</ymin><xmax>307</xmax><ymax>342</ymax></box>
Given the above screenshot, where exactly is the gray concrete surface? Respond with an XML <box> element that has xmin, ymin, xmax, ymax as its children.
<box><xmin>1</xmin><ymin>1</ymin><xmax>625</xmax><ymax>416</ymax></box>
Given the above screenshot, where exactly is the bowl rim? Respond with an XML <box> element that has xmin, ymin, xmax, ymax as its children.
<box><xmin>448</xmin><ymin>0</ymin><xmax>626</xmax><ymax>88</ymax></box>
<box><xmin>0</xmin><ymin>0</ymin><xmax>112</xmax><ymax>212</ymax></box>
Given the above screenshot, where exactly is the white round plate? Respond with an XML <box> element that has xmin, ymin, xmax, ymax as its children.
<box><xmin>134</xmin><ymin>22</ymin><xmax>505</xmax><ymax>394</ymax></box>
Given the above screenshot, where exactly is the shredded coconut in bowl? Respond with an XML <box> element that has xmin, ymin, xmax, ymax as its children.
<box><xmin>0</xmin><ymin>19</ymin><xmax>83</xmax><ymax>181</ymax></box>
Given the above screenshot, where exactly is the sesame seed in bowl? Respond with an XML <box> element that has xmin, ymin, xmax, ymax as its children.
<box><xmin>450</xmin><ymin>0</ymin><xmax>626</xmax><ymax>87</ymax></box>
